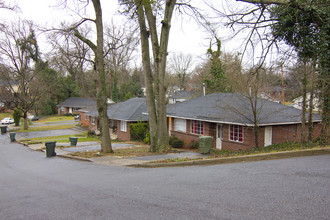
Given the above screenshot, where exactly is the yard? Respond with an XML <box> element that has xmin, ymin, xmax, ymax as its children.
<box><xmin>0</xmin><ymin>112</ymin><xmax>12</xmax><ymax>120</ymax></box>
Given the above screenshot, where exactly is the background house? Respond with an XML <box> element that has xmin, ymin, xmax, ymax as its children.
<box><xmin>82</xmin><ymin>97</ymin><xmax>148</xmax><ymax>141</ymax></box>
<box><xmin>57</xmin><ymin>97</ymin><xmax>97</xmax><ymax>115</ymax></box>
<box><xmin>291</xmin><ymin>93</ymin><xmax>320</xmax><ymax>112</ymax></box>
<box><xmin>168</xmin><ymin>90</ymin><xmax>200</xmax><ymax>104</ymax></box>
<box><xmin>167</xmin><ymin>93</ymin><xmax>322</xmax><ymax>150</ymax></box>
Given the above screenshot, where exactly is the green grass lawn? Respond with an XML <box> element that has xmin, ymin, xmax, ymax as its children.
<box><xmin>0</xmin><ymin>113</ymin><xmax>12</xmax><ymax>120</ymax></box>
<box><xmin>20</xmin><ymin>132</ymin><xmax>101</xmax><ymax>145</ymax></box>
<box><xmin>16</xmin><ymin>124</ymin><xmax>76</xmax><ymax>132</ymax></box>
<box><xmin>34</xmin><ymin>115</ymin><xmax>75</xmax><ymax>123</ymax></box>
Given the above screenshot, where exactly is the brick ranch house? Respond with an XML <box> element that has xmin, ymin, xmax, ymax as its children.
<box><xmin>57</xmin><ymin>97</ymin><xmax>96</xmax><ymax>115</ymax></box>
<box><xmin>80</xmin><ymin>97</ymin><xmax>148</xmax><ymax>141</ymax></box>
<box><xmin>167</xmin><ymin>93</ymin><xmax>322</xmax><ymax>150</ymax></box>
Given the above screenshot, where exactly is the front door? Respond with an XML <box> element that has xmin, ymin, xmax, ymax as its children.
<box><xmin>216</xmin><ymin>124</ymin><xmax>223</xmax><ymax>149</ymax></box>
<box><xmin>264</xmin><ymin>126</ymin><xmax>272</xmax><ymax>147</ymax></box>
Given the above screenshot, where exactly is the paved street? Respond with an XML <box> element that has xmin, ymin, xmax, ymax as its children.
<box><xmin>1</xmin><ymin>134</ymin><xmax>329</xmax><ymax>220</ymax></box>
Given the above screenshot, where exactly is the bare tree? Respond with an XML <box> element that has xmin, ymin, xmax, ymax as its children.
<box><xmin>0</xmin><ymin>21</ymin><xmax>41</xmax><ymax>130</ymax></box>
<box><xmin>59</xmin><ymin>0</ymin><xmax>113</xmax><ymax>153</ymax></box>
<box><xmin>103</xmin><ymin>21</ymin><xmax>139</xmax><ymax>101</ymax></box>
<box><xmin>0</xmin><ymin>0</ymin><xmax>18</xmax><ymax>11</ymax></box>
<box><xmin>169</xmin><ymin>53</ymin><xmax>192</xmax><ymax>91</ymax></box>
<box><xmin>48</xmin><ymin>26</ymin><xmax>93</xmax><ymax>97</ymax></box>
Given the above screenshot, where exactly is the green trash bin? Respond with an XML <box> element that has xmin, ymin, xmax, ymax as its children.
<box><xmin>45</xmin><ymin>142</ymin><xmax>56</xmax><ymax>157</ymax></box>
<box><xmin>0</xmin><ymin>126</ymin><xmax>7</xmax><ymax>134</ymax></box>
<box><xmin>199</xmin><ymin>136</ymin><xmax>213</xmax><ymax>154</ymax></box>
<box><xmin>9</xmin><ymin>132</ymin><xmax>16</xmax><ymax>142</ymax></box>
<box><xmin>69</xmin><ymin>137</ymin><xmax>78</xmax><ymax>146</ymax></box>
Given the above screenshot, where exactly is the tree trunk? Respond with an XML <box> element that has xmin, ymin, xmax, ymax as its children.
<box><xmin>301</xmin><ymin>62</ymin><xmax>307</xmax><ymax>143</ymax></box>
<box><xmin>318</xmin><ymin>61</ymin><xmax>329</xmax><ymax>144</ymax></box>
<box><xmin>307</xmin><ymin>62</ymin><xmax>315</xmax><ymax>141</ymax></box>
<box><xmin>92</xmin><ymin>0</ymin><xmax>112</xmax><ymax>153</ymax></box>
<box><xmin>134</xmin><ymin>0</ymin><xmax>176</xmax><ymax>152</ymax></box>
<box><xmin>23</xmin><ymin>112</ymin><xmax>28</xmax><ymax>130</ymax></box>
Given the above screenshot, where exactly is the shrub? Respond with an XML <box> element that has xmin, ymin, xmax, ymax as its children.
<box><xmin>169</xmin><ymin>135</ymin><xmax>177</xmax><ymax>146</ymax></box>
<box><xmin>130</xmin><ymin>121</ymin><xmax>149</xmax><ymax>142</ymax></box>
<box><xmin>144</xmin><ymin>131</ymin><xmax>150</xmax><ymax>144</ymax></box>
<box><xmin>13</xmin><ymin>108</ymin><xmax>22</xmax><ymax>126</ymax></box>
<box><xmin>190</xmin><ymin>141</ymin><xmax>199</xmax><ymax>149</ymax></box>
<box><xmin>169</xmin><ymin>136</ymin><xmax>184</xmax><ymax>148</ymax></box>
<box><xmin>171</xmin><ymin>139</ymin><xmax>184</xmax><ymax>148</ymax></box>
<box><xmin>87</xmin><ymin>130</ymin><xmax>95</xmax><ymax>137</ymax></box>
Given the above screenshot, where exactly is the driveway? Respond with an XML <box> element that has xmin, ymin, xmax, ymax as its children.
<box><xmin>61</xmin><ymin>143</ymin><xmax>143</xmax><ymax>152</ymax></box>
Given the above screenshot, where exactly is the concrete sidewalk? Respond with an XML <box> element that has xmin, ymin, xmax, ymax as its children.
<box><xmin>27</xmin><ymin>141</ymin><xmax>209</xmax><ymax>166</ymax></box>
<box><xmin>13</xmin><ymin>132</ymin><xmax>330</xmax><ymax>168</ymax></box>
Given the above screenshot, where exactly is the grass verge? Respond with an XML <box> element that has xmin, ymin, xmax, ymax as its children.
<box><xmin>34</xmin><ymin>115</ymin><xmax>75</xmax><ymax>123</ymax></box>
<box><xmin>150</xmin><ymin>141</ymin><xmax>329</xmax><ymax>164</ymax></box>
<box><xmin>0</xmin><ymin>113</ymin><xmax>12</xmax><ymax>120</ymax></box>
<box><xmin>16</xmin><ymin>124</ymin><xmax>75</xmax><ymax>132</ymax></box>
<box><xmin>19</xmin><ymin>132</ymin><xmax>101</xmax><ymax>145</ymax></box>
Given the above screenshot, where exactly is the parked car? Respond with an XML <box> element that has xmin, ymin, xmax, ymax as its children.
<box><xmin>1</xmin><ymin>117</ymin><xmax>14</xmax><ymax>124</ymax></box>
<box><xmin>28</xmin><ymin>115</ymin><xmax>39</xmax><ymax>121</ymax></box>
<box><xmin>31</xmin><ymin>116</ymin><xmax>39</xmax><ymax>121</ymax></box>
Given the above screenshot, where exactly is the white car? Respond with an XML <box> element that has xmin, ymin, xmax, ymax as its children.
<box><xmin>1</xmin><ymin>117</ymin><xmax>14</xmax><ymax>124</ymax></box>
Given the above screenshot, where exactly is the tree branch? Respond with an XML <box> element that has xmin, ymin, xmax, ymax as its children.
<box><xmin>236</xmin><ymin>0</ymin><xmax>289</xmax><ymax>5</ymax></box>
<box><xmin>73</xmin><ymin>29</ymin><xmax>97</xmax><ymax>53</ymax></box>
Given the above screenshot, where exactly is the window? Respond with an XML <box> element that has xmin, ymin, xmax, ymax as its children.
<box><xmin>191</xmin><ymin>120</ymin><xmax>204</xmax><ymax>135</ymax></box>
<box><xmin>174</xmin><ymin>119</ymin><xmax>186</xmax><ymax>132</ymax></box>
<box><xmin>84</xmin><ymin>114</ymin><xmax>87</xmax><ymax>120</ymax></box>
<box><xmin>91</xmin><ymin>117</ymin><xmax>95</xmax><ymax>125</ymax></box>
<box><xmin>121</xmin><ymin>121</ymin><xmax>127</xmax><ymax>132</ymax></box>
<box><xmin>60</xmin><ymin>107</ymin><xmax>64</xmax><ymax>111</ymax></box>
<box><xmin>229</xmin><ymin>125</ymin><xmax>243</xmax><ymax>142</ymax></box>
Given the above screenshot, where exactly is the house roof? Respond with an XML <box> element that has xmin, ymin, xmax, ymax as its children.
<box><xmin>57</xmin><ymin>97</ymin><xmax>96</xmax><ymax>108</ymax></box>
<box><xmin>86</xmin><ymin>97</ymin><xmax>148</xmax><ymax>122</ymax></box>
<box><xmin>166</xmin><ymin>93</ymin><xmax>322</xmax><ymax>126</ymax></box>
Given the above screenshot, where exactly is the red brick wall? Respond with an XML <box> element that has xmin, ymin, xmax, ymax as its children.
<box><xmin>79</xmin><ymin>112</ymin><xmax>98</xmax><ymax>131</ymax></box>
<box><xmin>272</xmin><ymin>122</ymin><xmax>322</xmax><ymax>144</ymax></box>
<box><xmin>58</xmin><ymin>107</ymin><xmax>69</xmax><ymax>115</ymax></box>
<box><xmin>58</xmin><ymin>107</ymin><xmax>81</xmax><ymax>115</ymax></box>
<box><xmin>117</xmin><ymin>120</ymin><xmax>131</xmax><ymax>141</ymax></box>
<box><xmin>80</xmin><ymin>112</ymin><xmax>89</xmax><ymax>127</ymax></box>
<box><xmin>169</xmin><ymin>117</ymin><xmax>323</xmax><ymax>151</ymax></box>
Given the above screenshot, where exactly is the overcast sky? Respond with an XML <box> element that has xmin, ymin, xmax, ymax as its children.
<box><xmin>1</xmin><ymin>0</ymin><xmax>281</xmax><ymax>70</ymax></box>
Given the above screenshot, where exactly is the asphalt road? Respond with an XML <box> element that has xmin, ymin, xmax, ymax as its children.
<box><xmin>1</xmin><ymin>135</ymin><xmax>329</xmax><ymax>220</ymax></box>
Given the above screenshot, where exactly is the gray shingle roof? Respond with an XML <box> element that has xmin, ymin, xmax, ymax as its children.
<box><xmin>86</xmin><ymin>97</ymin><xmax>148</xmax><ymax>121</ymax></box>
<box><xmin>57</xmin><ymin>97</ymin><xmax>96</xmax><ymax>108</ymax></box>
<box><xmin>166</xmin><ymin>93</ymin><xmax>321</xmax><ymax>126</ymax></box>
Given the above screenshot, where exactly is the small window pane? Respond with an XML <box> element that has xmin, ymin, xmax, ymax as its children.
<box><xmin>174</xmin><ymin>119</ymin><xmax>186</xmax><ymax>132</ymax></box>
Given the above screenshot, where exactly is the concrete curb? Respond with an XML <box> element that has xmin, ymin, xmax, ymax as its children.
<box><xmin>57</xmin><ymin>154</ymin><xmax>92</xmax><ymax>162</ymax></box>
<box><xmin>128</xmin><ymin>148</ymin><xmax>330</xmax><ymax>168</ymax></box>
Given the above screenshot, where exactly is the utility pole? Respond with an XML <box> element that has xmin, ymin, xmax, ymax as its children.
<box><xmin>281</xmin><ymin>63</ymin><xmax>285</xmax><ymax>104</ymax></box>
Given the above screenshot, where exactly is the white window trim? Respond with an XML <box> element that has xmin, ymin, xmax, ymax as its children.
<box><xmin>91</xmin><ymin>117</ymin><xmax>95</xmax><ymax>125</ymax></box>
<box><xmin>121</xmin><ymin>121</ymin><xmax>127</xmax><ymax>132</ymax></box>
<box><xmin>174</xmin><ymin>118</ymin><xmax>186</xmax><ymax>133</ymax></box>
<box><xmin>229</xmin><ymin>125</ymin><xmax>244</xmax><ymax>143</ymax></box>
<box><xmin>190</xmin><ymin>120</ymin><xmax>204</xmax><ymax>135</ymax></box>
